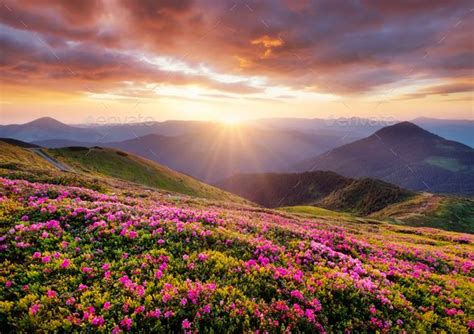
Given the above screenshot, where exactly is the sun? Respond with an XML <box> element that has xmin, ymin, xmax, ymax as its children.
<box><xmin>221</xmin><ymin>115</ymin><xmax>241</xmax><ymax>126</ymax></box>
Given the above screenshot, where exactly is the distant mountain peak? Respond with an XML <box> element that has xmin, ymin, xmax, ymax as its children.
<box><xmin>373</xmin><ymin>121</ymin><xmax>438</xmax><ymax>140</ymax></box>
<box><xmin>26</xmin><ymin>117</ymin><xmax>68</xmax><ymax>127</ymax></box>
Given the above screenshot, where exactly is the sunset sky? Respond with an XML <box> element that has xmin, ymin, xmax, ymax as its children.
<box><xmin>1</xmin><ymin>0</ymin><xmax>473</xmax><ymax>124</ymax></box>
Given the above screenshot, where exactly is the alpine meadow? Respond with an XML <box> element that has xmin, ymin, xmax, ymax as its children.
<box><xmin>0</xmin><ymin>1</ymin><xmax>473</xmax><ymax>333</ymax></box>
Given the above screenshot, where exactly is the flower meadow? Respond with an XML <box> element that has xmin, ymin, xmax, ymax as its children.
<box><xmin>0</xmin><ymin>177</ymin><xmax>473</xmax><ymax>333</ymax></box>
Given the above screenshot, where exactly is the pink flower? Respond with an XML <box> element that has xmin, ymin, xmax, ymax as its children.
<box><xmin>102</xmin><ymin>263</ymin><xmax>110</xmax><ymax>270</ymax></box>
<box><xmin>311</xmin><ymin>298</ymin><xmax>322</xmax><ymax>312</ymax></box>
<box><xmin>41</xmin><ymin>231</ymin><xmax>49</xmax><ymax>238</ymax></box>
<box><xmin>198</xmin><ymin>253</ymin><xmax>209</xmax><ymax>261</ymax></box>
<box><xmin>369</xmin><ymin>305</ymin><xmax>377</xmax><ymax>315</ymax></box>
<box><xmin>120</xmin><ymin>316</ymin><xmax>132</xmax><ymax>330</ymax></box>
<box><xmin>135</xmin><ymin>285</ymin><xmax>145</xmax><ymax>297</ymax></box>
<box><xmin>66</xmin><ymin>297</ymin><xmax>76</xmax><ymax>305</ymax></box>
<box><xmin>61</xmin><ymin>259</ymin><xmax>71</xmax><ymax>269</ymax></box>
<box><xmin>290</xmin><ymin>289</ymin><xmax>304</xmax><ymax>300</ymax></box>
<box><xmin>47</xmin><ymin>290</ymin><xmax>57</xmax><ymax>298</ymax></box>
<box><xmin>32</xmin><ymin>252</ymin><xmax>42</xmax><ymax>259</ymax></box>
<box><xmin>202</xmin><ymin>304</ymin><xmax>211</xmax><ymax>314</ymax></box>
<box><xmin>112</xmin><ymin>326</ymin><xmax>122</xmax><ymax>334</ymax></box>
<box><xmin>445</xmin><ymin>308</ymin><xmax>458</xmax><ymax>316</ymax></box>
<box><xmin>81</xmin><ymin>267</ymin><xmax>93</xmax><ymax>274</ymax></box>
<box><xmin>79</xmin><ymin>283</ymin><xmax>88</xmax><ymax>291</ymax></box>
<box><xmin>29</xmin><ymin>303</ymin><xmax>40</xmax><ymax>315</ymax></box>
<box><xmin>148</xmin><ymin>308</ymin><xmax>161</xmax><ymax>318</ymax></box>
<box><xmin>305</xmin><ymin>308</ymin><xmax>315</xmax><ymax>322</ymax></box>
<box><xmin>155</xmin><ymin>270</ymin><xmax>163</xmax><ymax>280</ymax></box>
<box><xmin>182</xmin><ymin>319</ymin><xmax>192</xmax><ymax>329</ymax></box>
<box><xmin>91</xmin><ymin>316</ymin><xmax>105</xmax><ymax>326</ymax></box>
<box><xmin>5</xmin><ymin>281</ymin><xmax>12</xmax><ymax>288</ymax></box>
<box><xmin>468</xmin><ymin>320</ymin><xmax>474</xmax><ymax>329</ymax></box>
<box><xmin>41</xmin><ymin>256</ymin><xmax>51</xmax><ymax>263</ymax></box>
<box><xmin>103</xmin><ymin>301</ymin><xmax>111</xmax><ymax>310</ymax></box>
<box><xmin>123</xmin><ymin>303</ymin><xmax>129</xmax><ymax>313</ymax></box>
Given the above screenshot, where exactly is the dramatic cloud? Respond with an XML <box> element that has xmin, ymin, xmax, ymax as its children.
<box><xmin>1</xmin><ymin>0</ymin><xmax>473</xmax><ymax>108</ymax></box>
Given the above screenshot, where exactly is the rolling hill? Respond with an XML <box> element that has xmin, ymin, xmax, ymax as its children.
<box><xmin>0</xmin><ymin>139</ymin><xmax>54</xmax><ymax>172</ymax></box>
<box><xmin>48</xmin><ymin>146</ymin><xmax>244</xmax><ymax>202</ymax></box>
<box><xmin>0</xmin><ymin>139</ymin><xmax>245</xmax><ymax>203</ymax></box>
<box><xmin>295</xmin><ymin>122</ymin><xmax>474</xmax><ymax>196</ymax></box>
<box><xmin>216</xmin><ymin>171</ymin><xmax>413</xmax><ymax>215</ymax></box>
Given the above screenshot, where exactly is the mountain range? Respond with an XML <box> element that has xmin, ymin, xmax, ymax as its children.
<box><xmin>1</xmin><ymin>117</ymin><xmax>473</xmax><ymax>196</ymax></box>
<box><xmin>33</xmin><ymin>126</ymin><xmax>341</xmax><ymax>183</ymax></box>
<box><xmin>2</xmin><ymin>116</ymin><xmax>472</xmax><ymax>147</ymax></box>
<box><xmin>295</xmin><ymin>122</ymin><xmax>474</xmax><ymax>195</ymax></box>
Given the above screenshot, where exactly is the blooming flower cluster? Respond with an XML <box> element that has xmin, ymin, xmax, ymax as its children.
<box><xmin>0</xmin><ymin>177</ymin><xmax>473</xmax><ymax>332</ymax></box>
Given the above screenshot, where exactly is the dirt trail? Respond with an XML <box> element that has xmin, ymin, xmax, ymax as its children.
<box><xmin>30</xmin><ymin>148</ymin><xmax>73</xmax><ymax>172</ymax></box>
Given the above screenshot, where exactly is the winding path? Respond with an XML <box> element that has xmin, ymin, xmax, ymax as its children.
<box><xmin>30</xmin><ymin>148</ymin><xmax>74</xmax><ymax>172</ymax></box>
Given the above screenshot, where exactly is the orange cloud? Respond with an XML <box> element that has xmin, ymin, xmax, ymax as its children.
<box><xmin>251</xmin><ymin>35</ymin><xmax>284</xmax><ymax>59</ymax></box>
<box><xmin>251</xmin><ymin>35</ymin><xmax>284</xmax><ymax>48</ymax></box>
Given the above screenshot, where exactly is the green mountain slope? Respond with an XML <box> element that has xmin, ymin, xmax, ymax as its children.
<box><xmin>372</xmin><ymin>194</ymin><xmax>474</xmax><ymax>233</ymax></box>
<box><xmin>0</xmin><ymin>139</ymin><xmax>246</xmax><ymax>204</ymax></box>
<box><xmin>0</xmin><ymin>140</ymin><xmax>54</xmax><ymax>171</ymax></box>
<box><xmin>47</xmin><ymin>146</ymin><xmax>247</xmax><ymax>203</ymax></box>
<box><xmin>320</xmin><ymin>178</ymin><xmax>413</xmax><ymax>215</ymax></box>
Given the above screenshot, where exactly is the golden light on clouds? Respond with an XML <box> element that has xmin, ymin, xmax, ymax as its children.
<box><xmin>251</xmin><ymin>35</ymin><xmax>284</xmax><ymax>48</ymax></box>
<box><xmin>0</xmin><ymin>0</ymin><xmax>473</xmax><ymax>123</ymax></box>
<box><xmin>251</xmin><ymin>35</ymin><xmax>284</xmax><ymax>59</ymax></box>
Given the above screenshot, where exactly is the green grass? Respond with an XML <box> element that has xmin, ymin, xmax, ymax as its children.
<box><xmin>279</xmin><ymin>205</ymin><xmax>354</xmax><ymax>220</ymax></box>
<box><xmin>426</xmin><ymin>156</ymin><xmax>465</xmax><ymax>172</ymax></box>
<box><xmin>48</xmin><ymin>147</ymin><xmax>247</xmax><ymax>203</ymax></box>
<box><xmin>0</xmin><ymin>141</ymin><xmax>54</xmax><ymax>171</ymax></box>
<box><xmin>398</xmin><ymin>198</ymin><xmax>474</xmax><ymax>233</ymax></box>
<box><xmin>375</xmin><ymin>194</ymin><xmax>474</xmax><ymax>233</ymax></box>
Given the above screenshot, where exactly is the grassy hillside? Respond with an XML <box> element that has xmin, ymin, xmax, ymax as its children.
<box><xmin>47</xmin><ymin>147</ymin><xmax>246</xmax><ymax>203</ymax></box>
<box><xmin>372</xmin><ymin>194</ymin><xmax>474</xmax><ymax>233</ymax></box>
<box><xmin>0</xmin><ymin>140</ymin><xmax>54</xmax><ymax>172</ymax></box>
<box><xmin>320</xmin><ymin>178</ymin><xmax>414</xmax><ymax>215</ymax></box>
<box><xmin>279</xmin><ymin>205</ymin><xmax>355</xmax><ymax>220</ymax></box>
<box><xmin>0</xmin><ymin>140</ymin><xmax>246</xmax><ymax>204</ymax></box>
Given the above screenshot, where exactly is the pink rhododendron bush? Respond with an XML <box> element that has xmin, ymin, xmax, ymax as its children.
<box><xmin>0</xmin><ymin>177</ymin><xmax>473</xmax><ymax>333</ymax></box>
